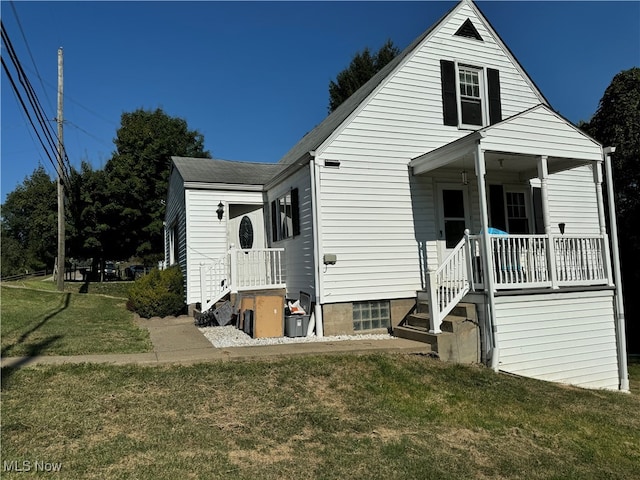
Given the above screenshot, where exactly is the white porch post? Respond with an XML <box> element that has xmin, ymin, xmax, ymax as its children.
<box><xmin>593</xmin><ymin>162</ymin><xmax>613</xmax><ymax>286</ymax></box>
<box><xmin>229</xmin><ymin>246</ymin><xmax>238</xmax><ymax>293</ymax></box>
<box><xmin>475</xmin><ymin>140</ymin><xmax>499</xmax><ymax>371</ymax></box>
<box><xmin>604</xmin><ymin>147</ymin><xmax>629</xmax><ymax>392</ymax></box>
<box><xmin>537</xmin><ymin>156</ymin><xmax>559</xmax><ymax>288</ymax></box>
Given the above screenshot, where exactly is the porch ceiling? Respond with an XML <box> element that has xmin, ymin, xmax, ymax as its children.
<box><xmin>410</xmin><ymin>105</ymin><xmax>602</xmax><ymax>180</ymax></box>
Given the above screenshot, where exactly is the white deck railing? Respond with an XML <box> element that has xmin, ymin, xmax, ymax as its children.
<box><xmin>467</xmin><ymin>233</ymin><xmax>610</xmax><ymax>290</ymax></box>
<box><xmin>553</xmin><ymin>235</ymin><xmax>609</xmax><ymax>286</ymax></box>
<box><xmin>200</xmin><ymin>248</ymin><xmax>285</xmax><ymax>312</ymax></box>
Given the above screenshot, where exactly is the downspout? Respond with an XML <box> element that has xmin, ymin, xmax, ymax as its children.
<box><xmin>603</xmin><ymin>147</ymin><xmax>629</xmax><ymax>392</ymax></box>
<box><xmin>309</xmin><ymin>153</ymin><xmax>324</xmax><ymax>337</ymax></box>
<box><xmin>474</xmin><ymin>138</ymin><xmax>499</xmax><ymax>371</ymax></box>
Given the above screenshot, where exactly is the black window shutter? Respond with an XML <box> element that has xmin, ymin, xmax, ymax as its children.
<box><xmin>489</xmin><ymin>185</ymin><xmax>507</xmax><ymax>232</ymax></box>
<box><xmin>440</xmin><ymin>60</ymin><xmax>458</xmax><ymax>126</ymax></box>
<box><xmin>487</xmin><ymin>68</ymin><xmax>502</xmax><ymax>125</ymax></box>
<box><xmin>271</xmin><ymin>200</ymin><xmax>278</xmax><ymax>241</ymax></box>
<box><xmin>291</xmin><ymin>188</ymin><xmax>300</xmax><ymax>236</ymax></box>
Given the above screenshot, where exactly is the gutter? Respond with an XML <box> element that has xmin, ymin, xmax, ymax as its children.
<box><xmin>264</xmin><ymin>154</ymin><xmax>313</xmax><ymax>191</ymax></box>
<box><xmin>603</xmin><ymin>147</ymin><xmax>630</xmax><ymax>392</ymax></box>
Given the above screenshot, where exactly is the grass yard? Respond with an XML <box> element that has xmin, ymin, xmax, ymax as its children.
<box><xmin>2</xmin><ymin>356</ymin><xmax>639</xmax><ymax>480</ymax></box>
<box><xmin>1</xmin><ymin>284</ymin><xmax>151</xmax><ymax>356</ymax></box>
<box><xmin>5</xmin><ymin>278</ymin><xmax>134</xmax><ymax>298</ymax></box>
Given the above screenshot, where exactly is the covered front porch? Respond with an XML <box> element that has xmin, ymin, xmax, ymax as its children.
<box><xmin>404</xmin><ymin>105</ymin><xmax>628</xmax><ymax>391</ymax></box>
<box><xmin>408</xmin><ymin>105</ymin><xmax>615</xmax><ymax>332</ymax></box>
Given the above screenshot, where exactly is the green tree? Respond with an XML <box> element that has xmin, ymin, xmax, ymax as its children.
<box><xmin>328</xmin><ymin>39</ymin><xmax>400</xmax><ymax>113</ymax></box>
<box><xmin>104</xmin><ymin>108</ymin><xmax>210</xmax><ymax>262</ymax></box>
<box><xmin>1</xmin><ymin>166</ymin><xmax>57</xmax><ymax>276</ymax></box>
<box><xmin>67</xmin><ymin>162</ymin><xmax>111</xmax><ymax>267</ymax></box>
<box><xmin>580</xmin><ymin>67</ymin><xmax>640</xmax><ymax>352</ymax></box>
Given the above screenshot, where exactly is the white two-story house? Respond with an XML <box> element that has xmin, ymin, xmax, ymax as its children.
<box><xmin>165</xmin><ymin>0</ymin><xmax>628</xmax><ymax>391</ymax></box>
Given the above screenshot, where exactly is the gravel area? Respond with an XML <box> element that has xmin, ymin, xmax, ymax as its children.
<box><xmin>199</xmin><ymin>325</ymin><xmax>393</xmax><ymax>348</ymax></box>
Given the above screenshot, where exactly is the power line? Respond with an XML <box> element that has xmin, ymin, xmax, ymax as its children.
<box><xmin>9</xmin><ymin>0</ymin><xmax>54</xmax><ymax>113</ymax></box>
<box><xmin>65</xmin><ymin>120</ymin><xmax>113</xmax><ymax>149</ymax></box>
<box><xmin>1</xmin><ymin>56</ymin><xmax>64</xmax><ymax>185</ymax></box>
<box><xmin>1</xmin><ymin>21</ymin><xmax>71</xmax><ymax>188</ymax></box>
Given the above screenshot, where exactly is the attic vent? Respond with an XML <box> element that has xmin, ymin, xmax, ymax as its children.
<box><xmin>455</xmin><ymin>19</ymin><xmax>483</xmax><ymax>41</ymax></box>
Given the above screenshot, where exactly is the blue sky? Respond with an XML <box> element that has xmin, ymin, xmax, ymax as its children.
<box><xmin>2</xmin><ymin>1</ymin><xmax>639</xmax><ymax>202</ymax></box>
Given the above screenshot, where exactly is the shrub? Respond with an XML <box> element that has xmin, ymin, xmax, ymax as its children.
<box><xmin>127</xmin><ymin>266</ymin><xmax>185</xmax><ymax>318</ymax></box>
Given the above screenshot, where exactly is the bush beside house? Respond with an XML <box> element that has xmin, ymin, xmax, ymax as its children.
<box><xmin>127</xmin><ymin>266</ymin><xmax>185</xmax><ymax>318</ymax></box>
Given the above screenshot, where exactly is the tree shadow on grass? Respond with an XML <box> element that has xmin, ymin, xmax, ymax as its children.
<box><xmin>1</xmin><ymin>335</ymin><xmax>64</xmax><ymax>390</ymax></box>
<box><xmin>1</xmin><ymin>292</ymin><xmax>70</xmax><ymax>358</ymax></box>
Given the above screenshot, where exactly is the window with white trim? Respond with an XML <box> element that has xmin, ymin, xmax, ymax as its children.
<box><xmin>440</xmin><ymin>60</ymin><xmax>502</xmax><ymax>128</ymax></box>
<box><xmin>271</xmin><ymin>188</ymin><xmax>300</xmax><ymax>242</ymax></box>
<box><xmin>505</xmin><ymin>191</ymin><xmax>529</xmax><ymax>234</ymax></box>
<box><xmin>458</xmin><ymin>65</ymin><xmax>483</xmax><ymax>126</ymax></box>
<box><xmin>168</xmin><ymin>225</ymin><xmax>178</xmax><ymax>265</ymax></box>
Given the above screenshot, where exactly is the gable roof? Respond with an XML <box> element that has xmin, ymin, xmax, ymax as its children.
<box><xmin>409</xmin><ymin>104</ymin><xmax>603</xmax><ymax>176</ymax></box>
<box><xmin>277</xmin><ymin>0</ymin><xmax>549</xmax><ymax>167</ymax></box>
<box><xmin>277</xmin><ymin>3</ymin><xmax>456</xmax><ymax>167</ymax></box>
<box><xmin>172</xmin><ymin>156</ymin><xmax>284</xmax><ymax>186</ymax></box>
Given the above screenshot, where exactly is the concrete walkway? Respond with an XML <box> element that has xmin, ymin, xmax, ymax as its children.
<box><xmin>0</xmin><ymin>315</ymin><xmax>429</xmax><ymax>369</ymax></box>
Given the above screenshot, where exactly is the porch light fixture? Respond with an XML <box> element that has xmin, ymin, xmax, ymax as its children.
<box><xmin>558</xmin><ymin>222</ymin><xmax>566</xmax><ymax>235</ymax></box>
<box><xmin>216</xmin><ymin>202</ymin><xmax>224</xmax><ymax>221</ymax></box>
<box><xmin>461</xmin><ymin>170</ymin><xmax>469</xmax><ymax>185</ymax></box>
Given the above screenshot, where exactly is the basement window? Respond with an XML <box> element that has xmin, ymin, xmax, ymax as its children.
<box><xmin>353</xmin><ymin>300</ymin><xmax>390</xmax><ymax>331</ymax></box>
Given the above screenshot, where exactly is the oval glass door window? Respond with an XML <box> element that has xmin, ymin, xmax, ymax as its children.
<box><xmin>239</xmin><ymin>216</ymin><xmax>254</xmax><ymax>250</ymax></box>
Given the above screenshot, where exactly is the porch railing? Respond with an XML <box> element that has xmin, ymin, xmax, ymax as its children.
<box><xmin>467</xmin><ymin>233</ymin><xmax>610</xmax><ymax>290</ymax></box>
<box><xmin>200</xmin><ymin>248</ymin><xmax>285</xmax><ymax>312</ymax></box>
<box><xmin>553</xmin><ymin>235</ymin><xmax>609</xmax><ymax>286</ymax></box>
<box><xmin>425</xmin><ymin>234</ymin><xmax>471</xmax><ymax>334</ymax></box>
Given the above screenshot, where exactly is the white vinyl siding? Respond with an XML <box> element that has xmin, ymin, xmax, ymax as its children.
<box><xmin>165</xmin><ymin>169</ymin><xmax>187</xmax><ymax>281</ymax></box>
<box><xmin>266</xmin><ymin>166</ymin><xmax>315</xmax><ymax>301</ymax></box>
<box><xmin>185</xmin><ymin>189</ymin><xmax>264</xmax><ymax>305</ymax></box>
<box><xmin>546</xmin><ymin>165</ymin><xmax>600</xmax><ymax>235</ymax></box>
<box><xmin>494</xmin><ymin>290</ymin><xmax>619</xmax><ymax>390</ymax></box>
<box><xmin>479</xmin><ymin>107</ymin><xmax>602</xmax><ymax>161</ymax></box>
<box><xmin>313</xmin><ymin>3</ymin><xmax>543</xmax><ymax>303</ymax></box>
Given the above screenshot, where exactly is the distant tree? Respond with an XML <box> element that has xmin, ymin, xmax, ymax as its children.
<box><xmin>328</xmin><ymin>39</ymin><xmax>400</xmax><ymax>113</ymax></box>
<box><xmin>1</xmin><ymin>166</ymin><xmax>57</xmax><ymax>276</ymax></box>
<box><xmin>580</xmin><ymin>67</ymin><xmax>640</xmax><ymax>352</ymax></box>
<box><xmin>67</xmin><ymin>162</ymin><xmax>112</xmax><ymax>268</ymax></box>
<box><xmin>104</xmin><ymin>108</ymin><xmax>210</xmax><ymax>263</ymax></box>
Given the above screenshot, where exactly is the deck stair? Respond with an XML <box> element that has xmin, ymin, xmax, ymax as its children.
<box><xmin>394</xmin><ymin>294</ymin><xmax>479</xmax><ymax>363</ymax></box>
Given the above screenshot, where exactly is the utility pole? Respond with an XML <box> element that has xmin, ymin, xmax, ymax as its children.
<box><xmin>56</xmin><ymin>47</ymin><xmax>65</xmax><ymax>291</ymax></box>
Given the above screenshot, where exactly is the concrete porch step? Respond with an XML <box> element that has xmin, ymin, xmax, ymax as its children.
<box><xmin>395</xmin><ymin>298</ymin><xmax>479</xmax><ymax>364</ymax></box>
<box><xmin>394</xmin><ymin>323</ymin><xmax>479</xmax><ymax>364</ymax></box>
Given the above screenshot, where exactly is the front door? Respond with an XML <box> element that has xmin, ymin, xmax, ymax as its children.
<box><xmin>227</xmin><ymin>205</ymin><xmax>266</xmax><ymax>251</ymax></box>
<box><xmin>437</xmin><ymin>184</ymin><xmax>470</xmax><ymax>261</ymax></box>
<box><xmin>228</xmin><ymin>205</ymin><xmax>267</xmax><ymax>286</ymax></box>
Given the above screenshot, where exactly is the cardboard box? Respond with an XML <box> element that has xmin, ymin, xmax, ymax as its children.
<box><xmin>239</xmin><ymin>294</ymin><xmax>284</xmax><ymax>338</ymax></box>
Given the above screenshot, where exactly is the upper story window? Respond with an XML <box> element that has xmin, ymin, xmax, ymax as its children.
<box><xmin>458</xmin><ymin>65</ymin><xmax>483</xmax><ymax>126</ymax></box>
<box><xmin>441</xmin><ymin>60</ymin><xmax>502</xmax><ymax>129</ymax></box>
<box><xmin>271</xmin><ymin>188</ymin><xmax>300</xmax><ymax>242</ymax></box>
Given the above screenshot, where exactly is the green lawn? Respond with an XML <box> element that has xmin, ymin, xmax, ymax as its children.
<box><xmin>1</xmin><ymin>356</ymin><xmax>639</xmax><ymax>480</ymax></box>
<box><xmin>1</xmin><ymin>285</ymin><xmax>151</xmax><ymax>356</ymax></box>
<box><xmin>6</xmin><ymin>278</ymin><xmax>134</xmax><ymax>298</ymax></box>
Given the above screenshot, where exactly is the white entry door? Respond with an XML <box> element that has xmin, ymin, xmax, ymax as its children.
<box><xmin>227</xmin><ymin>205</ymin><xmax>266</xmax><ymax>251</ymax></box>
<box><xmin>437</xmin><ymin>184</ymin><xmax>470</xmax><ymax>261</ymax></box>
<box><xmin>227</xmin><ymin>205</ymin><xmax>267</xmax><ymax>286</ymax></box>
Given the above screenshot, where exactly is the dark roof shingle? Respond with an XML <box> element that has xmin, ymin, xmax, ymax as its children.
<box><xmin>172</xmin><ymin>156</ymin><xmax>284</xmax><ymax>185</ymax></box>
